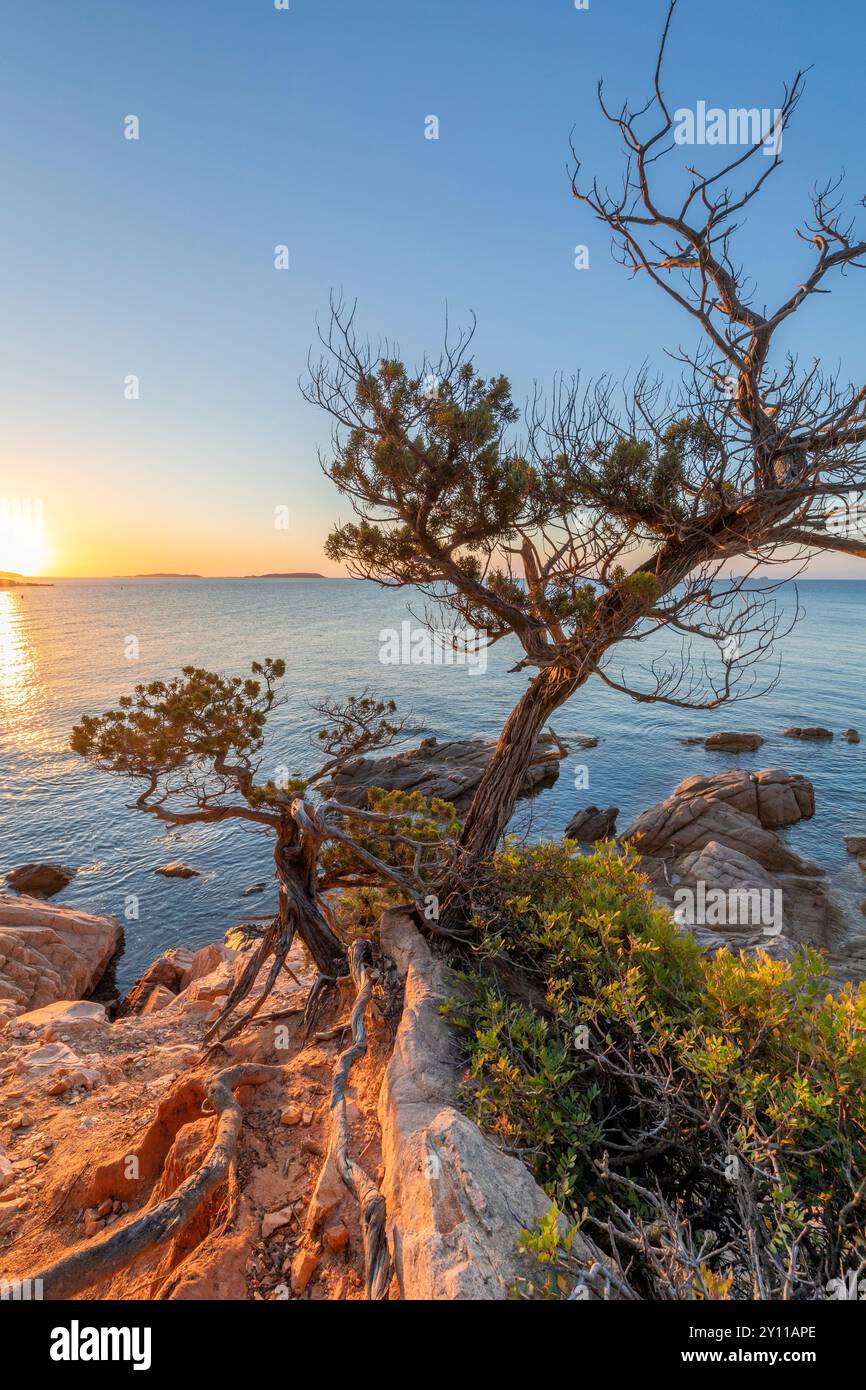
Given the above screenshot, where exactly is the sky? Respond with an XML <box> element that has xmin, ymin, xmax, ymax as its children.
<box><xmin>1</xmin><ymin>0</ymin><xmax>865</xmax><ymax>577</ymax></box>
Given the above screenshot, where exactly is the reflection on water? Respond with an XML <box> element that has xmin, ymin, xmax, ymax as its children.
<box><xmin>1</xmin><ymin>579</ymin><xmax>864</xmax><ymax>989</ymax></box>
<box><xmin>0</xmin><ymin>591</ymin><xmax>33</xmax><ymax>708</ymax></box>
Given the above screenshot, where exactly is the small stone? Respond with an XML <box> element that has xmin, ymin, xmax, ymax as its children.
<box><xmin>291</xmin><ymin>1247</ymin><xmax>319</xmax><ymax>1295</ymax></box>
<box><xmin>0</xmin><ymin>1151</ymin><xmax>14</xmax><ymax>1193</ymax></box>
<box><xmin>96</xmin><ymin>1198</ymin><xmax>113</xmax><ymax>1218</ymax></box>
<box><xmin>280</xmin><ymin>1104</ymin><xmax>302</xmax><ymax>1127</ymax></box>
<box><xmin>84</xmin><ymin>1212</ymin><xmax>104</xmax><ymax>1238</ymax></box>
<box><xmin>844</xmin><ymin>836</ymin><xmax>866</xmax><ymax>855</ymax></box>
<box><xmin>154</xmin><ymin>862</ymin><xmax>200</xmax><ymax>879</ymax></box>
<box><xmin>262</xmin><ymin>1208</ymin><xmax>294</xmax><ymax>1240</ymax></box>
<box><xmin>301</xmin><ymin>1107</ymin><xmax>314</xmax><ymax>1127</ymax></box>
<box><xmin>323</xmin><ymin>1222</ymin><xmax>350</xmax><ymax>1253</ymax></box>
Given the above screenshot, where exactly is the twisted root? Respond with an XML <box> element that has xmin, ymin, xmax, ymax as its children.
<box><xmin>308</xmin><ymin>939</ymin><xmax>391</xmax><ymax>1300</ymax></box>
<box><xmin>34</xmin><ymin>1064</ymin><xmax>282</xmax><ymax>1300</ymax></box>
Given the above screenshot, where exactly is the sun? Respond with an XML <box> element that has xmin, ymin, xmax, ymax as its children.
<box><xmin>0</xmin><ymin>507</ymin><xmax>50</xmax><ymax>577</ymax></box>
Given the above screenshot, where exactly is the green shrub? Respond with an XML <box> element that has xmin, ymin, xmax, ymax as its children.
<box><xmin>446</xmin><ymin>840</ymin><xmax>866</xmax><ymax>1298</ymax></box>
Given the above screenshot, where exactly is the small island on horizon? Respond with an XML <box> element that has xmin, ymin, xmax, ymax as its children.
<box><xmin>0</xmin><ymin>570</ymin><xmax>53</xmax><ymax>588</ymax></box>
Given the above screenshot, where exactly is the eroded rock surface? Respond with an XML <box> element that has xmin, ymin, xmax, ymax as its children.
<box><xmin>378</xmin><ymin>908</ymin><xmax>608</xmax><ymax>1299</ymax></box>
<box><xmin>324</xmin><ymin>732</ymin><xmax>565</xmax><ymax>811</ymax></box>
<box><xmin>565</xmin><ymin>805</ymin><xmax>619</xmax><ymax>842</ymax></box>
<box><xmin>0</xmin><ymin>896</ymin><xmax>121</xmax><ymax>1018</ymax></box>
<box><xmin>5</xmin><ymin>863</ymin><xmax>75</xmax><ymax>896</ymax></box>
<box><xmin>622</xmin><ymin>768</ymin><xmax>863</xmax><ymax>982</ymax></box>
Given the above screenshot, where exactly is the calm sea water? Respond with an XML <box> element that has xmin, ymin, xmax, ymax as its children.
<box><xmin>0</xmin><ymin>578</ymin><xmax>863</xmax><ymax>988</ymax></box>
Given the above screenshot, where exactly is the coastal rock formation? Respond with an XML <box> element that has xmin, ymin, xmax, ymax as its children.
<box><xmin>565</xmin><ymin>805</ymin><xmax>619</xmax><ymax>842</ymax></box>
<box><xmin>325</xmin><ymin>731</ymin><xmax>566</xmax><ymax>811</ymax></box>
<box><xmin>378</xmin><ymin>909</ymin><xmax>608</xmax><ymax>1299</ymax></box>
<box><xmin>0</xmin><ymin>895</ymin><xmax>121</xmax><ymax>1017</ymax></box>
<box><xmin>783</xmin><ymin>726</ymin><xmax>833</xmax><ymax>740</ymax></box>
<box><xmin>5</xmin><ymin>863</ymin><xmax>76</xmax><ymax>897</ymax></box>
<box><xmin>121</xmin><ymin>944</ymin><xmax>233</xmax><ymax>1015</ymax></box>
<box><xmin>623</xmin><ymin>768</ymin><xmax>817</xmax><ymax>874</ymax></box>
<box><xmin>622</xmin><ymin>768</ymin><xmax>862</xmax><ymax>979</ymax></box>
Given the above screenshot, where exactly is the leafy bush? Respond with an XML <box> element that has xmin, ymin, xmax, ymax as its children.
<box><xmin>446</xmin><ymin>840</ymin><xmax>866</xmax><ymax>1299</ymax></box>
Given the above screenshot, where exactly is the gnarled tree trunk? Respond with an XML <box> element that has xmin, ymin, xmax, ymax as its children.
<box><xmin>274</xmin><ymin>818</ymin><xmax>347</xmax><ymax>976</ymax></box>
<box><xmin>439</xmin><ymin>663</ymin><xmax>582</xmax><ymax>926</ymax></box>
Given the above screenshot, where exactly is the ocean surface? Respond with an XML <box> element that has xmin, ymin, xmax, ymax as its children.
<box><xmin>0</xmin><ymin>578</ymin><xmax>863</xmax><ymax>990</ymax></box>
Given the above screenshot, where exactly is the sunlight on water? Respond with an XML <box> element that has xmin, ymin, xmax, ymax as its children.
<box><xmin>0</xmin><ymin>591</ymin><xmax>33</xmax><ymax>710</ymax></box>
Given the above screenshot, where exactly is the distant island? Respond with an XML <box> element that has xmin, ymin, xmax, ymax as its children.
<box><xmin>0</xmin><ymin>571</ymin><xmax>52</xmax><ymax>588</ymax></box>
<box><xmin>243</xmin><ymin>572</ymin><xmax>326</xmax><ymax>580</ymax></box>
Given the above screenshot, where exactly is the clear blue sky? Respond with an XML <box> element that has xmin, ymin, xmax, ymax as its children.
<box><xmin>1</xmin><ymin>0</ymin><xmax>864</xmax><ymax>575</ymax></box>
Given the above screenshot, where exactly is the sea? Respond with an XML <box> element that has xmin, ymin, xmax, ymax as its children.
<box><xmin>0</xmin><ymin>578</ymin><xmax>863</xmax><ymax>989</ymax></box>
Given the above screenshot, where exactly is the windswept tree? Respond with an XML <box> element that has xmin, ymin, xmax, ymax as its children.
<box><xmin>307</xmin><ymin>1</ymin><xmax>866</xmax><ymax>923</ymax></box>
<box><xmin>71</xmin><ymin>661</ymin><xmax>456</xmax><ymax>1040</ymax></box>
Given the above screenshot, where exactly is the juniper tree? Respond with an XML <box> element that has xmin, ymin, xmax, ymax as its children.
<box><xmin>70</xmin><ymin>661</ymin><xmax>456</xmax><ymax>1038</ymax></box>
<box><xmin>307</xmin><ymin>2</ymin><xmax>866</xmax><ymax>925</ymax></box>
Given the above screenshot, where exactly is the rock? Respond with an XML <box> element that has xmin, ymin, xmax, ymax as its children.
<box><xmin>181</xmin><ymin>943</ymin><xmax>234</xmax><ymax>989</ymax></box>
<box><xmin>843</xmin><ymin>729</ymin><xmax>860</xmax><ymax>743</ymax></box>
<box><xmin>704</xmin><ymin>732</ymin><xmax>764</xmax><ymax>752</ymax></box>
<box><xmin>84</xmin><ymin>1211</ymin><xmax>104</xmax><ymax>1239</ymax></box>
<box><xmin>573</xmin><ymin>734</ymin><xmax>599</xmax><ymax>749</ymax></box>
<box><xmin>291</xmin><ymin>1247</ymin><xmax>319</xmax><ymax>1295</ymax></box>
<box><xmin>844</xmin><ymin>836</ymin><xmax>866</xmax><ymax>855</ymax></box>
<box><xmin>0</xmin><ymin>1148</ymin><xmax>14</xmax><ymax>1193</ymax></box>
<box><xmin>121</xmin><ymin>953</ymin><xmax>188</xmax><ymax>1014</ymax></box>
<box><xmin>0</xmin><ymin>895</ymin><xmax>121</xmax><ymax>1016</ymax></box>
<box><xmin>5</xmin><ymin>863</ymin><xmax>75</xmax><ymax>897</ymax></box>
<box><xmin>280</xmin><ymin>1104</ymin><xmax>302</xmax><ymax>1127</ymax></box>
<box><xmin>663</xmin><ymin>768</ymin><xmax>815</xmax><ymax>828</ymax></box>
<box><xmin>624</xmin><ymin>769</ymin><xmax>854</xmax><ymax>978</ymax></box>
<box><xmin>323</xmin><ymin>1222</ymin><xmax>350</xmax><ymax>1253</ymax></box>
<box><xmin>783</xmin><ymin>726</ymin><xmax>833</xmax><ymax>741</ymax></box>
<box><xmin>622</xmin><ymin>778</ymin><xmax>818</xmax><ymax>875</ymax></box>
<box><xmin>0</xmin><ymin>1199</ymin><xmax>26</xmax><ymax>1234</ymax></box>
<box><xmin>154</xmin><ymin>862</ymin><xmax>200</xmax><ymax>879</ymax></box>
<box><xmin>14</xmin><ymin>999</ymin><xmax>107</xmax><ymax>1039</ymax></box>
<box><xmin>140</xmin><ymin>985</ymin><xmax>176</xmax><ymax>1015</ymax></box>
<box><xmin>261</xmin><ymin>1207</ymin><xmax>294</xmax><ymax>1240</ymax></box>
<box><xmin>377</xmin><ymin>908</ymin><xmax>611</xmax><ymax>1299</ymax></box>
<box><xmin>243</xmin><ymin>882</ymin><xmax>266</xmax><ymax>896</ymax></box>
<box><xmin>324</xmin><ymin>732</ymin><xmax>566</xmax><ymax>811</ymax></box>
<box><xmin>301</xmin><ymin>1107</ymin><xmax>314</xmax><ymax>1127</ymax></box>
<box><xmin>564</xmin><ymin>805</ymin><xmax>619</xmax><ymax>842</ymax></box>
<box><xmin>15</xmin><ymin>1041</ymin><xmax>82</xmax><ymax>1080</ymax></box>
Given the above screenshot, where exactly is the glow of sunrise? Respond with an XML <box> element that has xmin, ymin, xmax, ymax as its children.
<box><xmin>0</xmin><ymin>501</ymin><xmax>50</xmax><ymax>576</ymax></box>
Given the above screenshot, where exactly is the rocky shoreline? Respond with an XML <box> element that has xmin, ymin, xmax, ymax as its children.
<box><xmin>2</xmin><ymin>735</ymin><xmax>864</xmax><ymax>1300</ymax></box>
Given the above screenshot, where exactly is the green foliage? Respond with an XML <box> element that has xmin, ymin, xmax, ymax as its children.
<box><xmin>450</xmin><ymin>840</ymin><xmax>866</xmax><ymax>1296</ymax></box>
<box><xmin>324</xmin><ymin>360</ymin><xmax>532</xmax><ymax>579</ymax></box>
<box><xmin>320</xmin><ymin>786</ymin><xmax>460</xmax><ymax>891</ymax></box>
<box><xmin>70</xmin><ymin>660</ymin><xmax>286</xmax><ymax>780</ymax></box>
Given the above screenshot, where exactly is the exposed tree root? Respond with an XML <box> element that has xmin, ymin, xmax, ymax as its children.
<box><xmin>308</xmin><ymin>940</ymin><xmax>392</xmax><ymax>1299</ymax></box>
<box><xmin>33</xmin><ymin>1064</ymin><xmax>283</xmax><ymax>1300</ymax></box>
